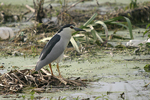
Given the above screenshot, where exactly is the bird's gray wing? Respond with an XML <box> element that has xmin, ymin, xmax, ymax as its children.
<box><xmin>39</xmin><ymin>34</ymin><xmax>60</xmax><ymax>60</ymax></box>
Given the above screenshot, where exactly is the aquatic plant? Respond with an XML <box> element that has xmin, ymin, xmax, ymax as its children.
<box><xmin>143</xmin><ymin>23</ymin><xmax>150</xmax><ymax>38</ymax></box>
<box><xmin>129</xmin><ymin>0</ymin><xmax>138</xmax><ymax>9</ymax></box>
<box><xmin>71</xmin><ymin>13</ymin><xmax>133</xmax><ymax>52</ymax></box>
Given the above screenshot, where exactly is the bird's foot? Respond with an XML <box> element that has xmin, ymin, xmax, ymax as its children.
<box><xmin>51</xmin><ymin>75</ymin><xmax>67</xmax><ymax>85</ymax></box>
<box><xmin>57</xmin><ymin>77</ymin><xmax>67</xmax><ymax>85</ymax></box>
<box><xmin>57</xmin><ymin>75</ymin><xmax>63</xmax><ymax>79</ymax></box>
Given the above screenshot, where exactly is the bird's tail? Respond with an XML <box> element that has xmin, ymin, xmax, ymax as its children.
<box><xmin>35</xmin><ymin>60</ymin><xmax>48</xmax><ymax>71</ymax></box>
<box><xmin>35</xmin><ymin>65</ymin><xmax>39</xmax><ymax>71</ymax></box>
<box><xmin>35</xmin><ymin>61</ymin><xmax>42</xmax><ymax>71</ymax></box>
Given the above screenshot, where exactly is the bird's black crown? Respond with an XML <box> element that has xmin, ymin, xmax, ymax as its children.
<box><xmin>58</xmin><ymin>24</ymin><xmax>74</xmax><ymax>33</ymax></box>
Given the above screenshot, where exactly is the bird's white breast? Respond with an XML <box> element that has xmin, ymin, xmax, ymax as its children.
<box><xmin>58</xmin><ymin>30</ymin><xmax>72</xmax><ymax>48</ymax></box>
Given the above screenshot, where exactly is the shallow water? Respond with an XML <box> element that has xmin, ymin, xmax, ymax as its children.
<box><xmin>0</xmin><ymin>28</ymin><xmax>150</xmax><ymax>99</ymax></box>
<box><xmin>0</xmin><ymin>0</ymin><xmax>150</xmax><ymax>5</ymax></box>
<box><xmin>0</xmin><ymin>0</ymin><xmax>150</xmax><ymax>99</ymax></box>
<box><xmin>0</xmin><ymin>47</ymin><xmax>150</xmax><ymax>99</ymax></box>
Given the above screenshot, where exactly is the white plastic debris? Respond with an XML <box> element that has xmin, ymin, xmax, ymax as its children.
<box><xmin>126</xmin><ymin>38</ymin><xmax>150</xmax><ymax>47</ymax></box>
<box><xmin>0</xmin><ymin>27</ymin><xmax>14</xmax><ymax>40</ymax></box>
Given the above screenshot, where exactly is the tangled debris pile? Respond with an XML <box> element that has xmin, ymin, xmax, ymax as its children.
<box><xmin>0</xmin><ymin>69</ymin><xmax>86</xmax><ymax>94</ymax></box>
<box><xmin>110</xmin><ymin>5</ymin><xmax>150</xmax><ymax>23</ymax></box>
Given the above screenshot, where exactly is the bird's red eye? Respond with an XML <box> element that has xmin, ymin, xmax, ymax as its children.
<box><xmin>70</xmin><ymin>26</ymin><xmax>74</xmax><ymax>29</ymax></box>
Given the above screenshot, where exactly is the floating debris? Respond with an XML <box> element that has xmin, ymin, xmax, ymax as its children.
<box><xmin>111</xmin><ymin>6</ymin><xmax>150</xmax><ymax>23</ymax></box>
<box><xmin>0</xmin><ymin>68</ymin><xmax>86</xmax><ymax>94</ymax></box>
<box><xmin>126</xmin><ymin>38</ymin><xmax>150</xmax><ymax>47</ymax></box>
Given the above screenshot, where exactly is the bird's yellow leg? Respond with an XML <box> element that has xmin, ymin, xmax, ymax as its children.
<box><xmin>57</xmin><ymin>63</ymin><xmax>62</xmax><ymax>78</ymax></box>
<box><xmin>49</xmin><ymin>63</ymin><xmax>54</xmax><ymax>76</ymax></box>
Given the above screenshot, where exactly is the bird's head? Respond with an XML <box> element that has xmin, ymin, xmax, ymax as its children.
<box><xmin>58</xmin><ymin>24</ymin><xmax>85</xmax><ymax>34</ymax></box>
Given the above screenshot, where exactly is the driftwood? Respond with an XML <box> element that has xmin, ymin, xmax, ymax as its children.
<box><xmin>0</xmin><ymin>68</ymin><xmax>86</xmax><ymax>94</ymax></box>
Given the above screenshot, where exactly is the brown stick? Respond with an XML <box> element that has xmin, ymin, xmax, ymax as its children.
<box><xmin>25</xmin><ymin>5</ymin><xmax>35</xmax><ymax>12</ymax></box>
<box><xmin>41</xmin><ymin>68</ymin><xmax>51</xmax><ymax>75</ymax></box>
<box><xmin>11</xmin><ymin>73</ymin><xmax>26</xmax><ymax>85</ymax></box>
<box><xmin>64</xmin><ymin>0</ymin><xmax>85</xmax><ymax>12</ymax></box>
<box><xmin>144</xmin><ymin>82</ymin><xmax>150</xmax><ymax>87</ymax></box>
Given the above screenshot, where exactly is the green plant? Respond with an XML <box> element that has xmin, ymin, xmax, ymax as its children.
<box><xmin>95</xmin><ymin>94</ymin><xmax>109</xmax><ymax>100</ymax></box>
<box><xmin>30</xmin><ymin>91</ymin><xmax>35</xmax><ymax>100</ymax></box>
<box><xmin>73</xmin><ymin>96</ymin><xmax>79</xmax><ymax>100</ymax></box>
<box><xmin>22</xmin><ymin>95</ymin><xmax>26</xmax><ymax>99</ymax></box>
<box><xmin>71</xmin><ymin>13</ymin><xmax>133</xmax><ymax>52</ymax></box>
<box><xmin>104</xmin><ymin>16</ymin><xmax>133</xmax><ymax>39</ymax></box>
<box><xmin>143</xmin><ymin>23</ymin><xmax>150</xmax><ymax>38</ymax></box>
<box><xmin>31</xmin><ymin>46</ymin><xmax>38</xmax><ymax>57</ymax></box>
<box><xmin>129</xmin><ymin>0</ymin><xmax>138</xmax><ymax>9</ymax></box>
<box><xmin>61</xmin><ymin>97</ymin><xmax>67</xmax><ymax>100</ymax></box>
<box><xmin>31</xmin><ymin>46</ymin><xmax>37</xmax><ymax>53</ymax></box>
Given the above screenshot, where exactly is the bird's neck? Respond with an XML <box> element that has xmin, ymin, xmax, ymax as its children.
<box><xmin>58</xmin><ymin>31</ymin><xmax>72</xmax><ymax>40</ymax></box>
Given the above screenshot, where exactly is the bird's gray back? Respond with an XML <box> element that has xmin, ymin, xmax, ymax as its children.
<box><xmin>39</xmin><ymin>34</ymin><xmax>60</xmax><ymax>60</ymax></box>
<box><xmin>35</xmin><ymin>36</ymin><xmax>66</xmax><ymax>71</ymax></box>
<box><xmin>35</xmin><ymin>29</ymin><xmax>72</xmax><ymax>71</ymax></box>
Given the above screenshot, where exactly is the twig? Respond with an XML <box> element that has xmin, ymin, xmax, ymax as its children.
<box><xmin>41</xmin><ymin>68</ymin><xmax>51</xmax><ymax>76</ymax></box>
<box><xmin>25</xmin><ymin>5</ymin><xmax>35</xmax><ymax>12</ymax></box>
<box><xmin>25</xmin><ymin>12</ymin><xmax>36</xmax><ymax>22</ymax></box>
<box><xmin>57</xmin><ymin>77</ymin><xmax>67</xmax><ymax>85</ymax></box>
<box><xmin>5</xmin><ymin>73</ymin><xmax>13</xmax><ymax>80</ymax></box>
<box><xmin>64</xmin><ymin>0</ymin><xmax>85</xmax><ymax>12</ymax></box>
<box><xmin>144</xmin><ymin>82</ymin><xmax>150</xmax><ymax>87</ymax></box>
<box><xmin>96</xmin><ymin>0</ymin><xmax>100</xmax><ymax>6</ymax></box>
<box><xmin>52</xmin><ymin>75</ymin><xmax>67</xmax><ymax>85</ymax></box>
<box><xmin>11</xmin><ymin>73</ymin><xmax>26</xmax><ymax>85</ymax></box>
<box><xmin>25</xmin><ymin>75</ymin><xmax>38</xmax><ymax>87</ymax></box>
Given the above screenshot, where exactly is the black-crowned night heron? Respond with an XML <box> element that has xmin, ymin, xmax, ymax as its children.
<box><xmin>35</xmin><ymin>24</ymin><xmax>85</xmax><ymax>77</ymax></box>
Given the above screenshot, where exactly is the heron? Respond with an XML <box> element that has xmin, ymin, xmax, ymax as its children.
<box><xmin>35</xmin><ymin>24</ymin><xmax>85</xmax><ymax>77</ymax></box>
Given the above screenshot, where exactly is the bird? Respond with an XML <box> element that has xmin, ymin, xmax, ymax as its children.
<box><xmin>35</xmin><ymin>24</ymin><xmax>85</xmax><ymax>77</ymax></box>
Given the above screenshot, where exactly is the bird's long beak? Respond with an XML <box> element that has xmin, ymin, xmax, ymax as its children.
<box><xmin>74</xmin><ymin>28</ymin><xmax>85</xmax><ymax>31</ymax></box>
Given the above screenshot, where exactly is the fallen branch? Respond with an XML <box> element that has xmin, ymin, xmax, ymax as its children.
<box><xmin>64</xmin><ymin>0</ymin><xmax>85</xmax><ymax>12</ymax></box>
